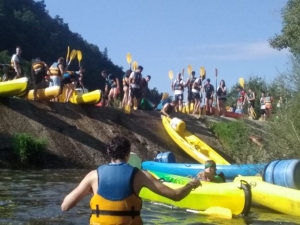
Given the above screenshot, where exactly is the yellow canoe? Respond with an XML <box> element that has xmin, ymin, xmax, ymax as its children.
<box><xmin>0</xmin><ymin>77</ymin><xmax>28</xmax><ymax>97</ymax></box>
<box><xmin>140</xmin><ymin>172</ymin><xmax>251</xmax><ymax>216</ymax></box>
<box><xmin>162</xmin><ymin>116</ymin><xmax>230</xmax><ymax>164</ymax></box>
<box><xmin>69</xmin><ymin>89</ymin><xmax>101</xmax><ymax>104</ymax></box>
<box><xmin>25</xmin><ymin>86</ymin><xmax>61</xmax><ymax>100</ymax></box>
<box><xmin>234</xmin><ymin>176</ymin><xmax>300</xmax><ymax>217</ymax></box>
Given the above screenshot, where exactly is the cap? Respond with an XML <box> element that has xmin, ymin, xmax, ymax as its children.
<box><xmin>207</xmin><ymin>78</ymin><xmax>210</xmax><ymax>82</ymax></box>
<box><xmin>191</xmin><ymin>71</ymin><xmax>195</xmax><ymax>75</ymax></box>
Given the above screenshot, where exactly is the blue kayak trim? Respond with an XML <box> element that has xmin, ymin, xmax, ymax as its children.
<box><xmin>142</xmin><ymin>161</ymin><xmax>266</xmax><ymax>180</ymax></box>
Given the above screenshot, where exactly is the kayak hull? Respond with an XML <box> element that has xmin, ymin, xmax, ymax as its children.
<box><xmin>25</xmin><ymin>86</ymin><xmax>61</xmax><ymax>100</ymax></box>
<box><xmin>162</xmin><ymin>116</ymin><xmax>230</xmax><ymax>165</ymax></box>
<box><xmin>142</xmin><ymin>161</ymin><xmax>266</xmax><ymax>180</ymax></box>
<box><xmin>0</xmin><ymin>77</ymin><xmax>28</xmax><ymax>97</ymax></box>
<box><xmin>234</xmin><ymin>176</ymin><xmax>300</xmax><ymax>216</ymax></box>
<box><xmin>140</xmin><ymin>171</ymin><xmax>251</xmax><ymax>216</ymax></box>
<box><xmin>69</xmin><ymin>89</ymin><xmax>101</xmax><ymax>104</ymax></box>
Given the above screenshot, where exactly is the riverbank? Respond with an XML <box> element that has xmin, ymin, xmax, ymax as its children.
<box><xmin>0</xmin><ymin>97</ymin><xmax>265</xmax><ymax>169</ymax></box>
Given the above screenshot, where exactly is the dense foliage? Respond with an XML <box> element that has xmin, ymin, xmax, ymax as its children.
<box><xmin>0</xmin><ymin>0</ymin><xmax>163</xmax><ymax>105</ymax></box>
<box><xmin>12</xmin><ymin>133</ymin><xmax>47</xmax><ymax>164</ymax></box>
<box><xmin>269</xmin><ymin>0</ymin><xmax>300</xmax><ymax>58</ymax></box>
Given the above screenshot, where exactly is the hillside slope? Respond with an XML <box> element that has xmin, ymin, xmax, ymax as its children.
<box><xmin>0</xmin><ymin>98</ymin><xmax>233</xmax><ymax>169</ymax></box>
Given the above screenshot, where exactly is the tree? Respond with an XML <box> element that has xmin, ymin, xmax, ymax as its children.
<box><xmin>269</xmin><ymin>0</ymin><xmax>300</xmax><ymax>57</ymax></box>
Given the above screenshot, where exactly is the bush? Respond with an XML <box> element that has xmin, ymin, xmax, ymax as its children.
<box><xmin>12</xmin><ymin>133</ymin><xmax>47</xmax><ymax>164</ymax></box>
<box><xmin>209</xmin><ymin>120</ymin><xmax>266</xmax><ymax>164</ymax></box>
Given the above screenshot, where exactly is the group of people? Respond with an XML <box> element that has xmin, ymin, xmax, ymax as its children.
<box><xmin>61</xmin><ymin>135</ymin><xmax>224</xmax><ymax>224</ymax></box>
<box><xmin>161</xmin><ymin>69</ymin><xmax>228</xmax><ymax>118</ymax></box>
<box><xmin>101</xmin><ymin>65</ymin><xmax>151</xmax><ymax>110</ymax></box>
<box><xmin>0</xmin><ymin>46</ymin><xmax>85</xmax><ymax>102</ymax></box>
<box><xmin>235</xmin><ymin>86</ymin><xmax>274</xmax><ymax>120</ymax></box>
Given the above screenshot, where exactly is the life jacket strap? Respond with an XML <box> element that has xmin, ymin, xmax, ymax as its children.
<box><xmin>92</xmin><ymin>205</ymin><xmax>140</xmax><ymax>219</ymax></box>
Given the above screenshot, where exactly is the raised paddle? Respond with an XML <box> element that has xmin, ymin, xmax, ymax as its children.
<box><xmin>168</xmin><ymin>70</ymin><xmax>173</xmax><ymax>80</ymax></box>
<box><xmin>187</xmin><ymin>207</ymin><xmax>232</xmax><ymax>219</ymax></box>
<box><xmin>132</xmin><ymin>61</ymin><xmax>138</xmax><ymax>71</ymax></box>
<box><xmin>126</xmin><ymin>53</ymin><xmax>132</xmax><ymax>69</ymax></box>
<box><xmin>187</xmin><ymin>65</ymin><xmax>192</xmax><ymax>76</ymax></box>
<box><xmin>239</xmin><ymin>77</ymin><xmax>245</xmax><ymax>88</ymax></box>
<box><xmin>68</xmin><ymin>49</ymin><xmax>77</xmax><ymax>67</ymax></box>
<box><xmin>200</xmin><ymin>67</ymin><xmax>205</xmax><ymax>81</ymax></box>
<box><xmin>66</xmin><ymin>46</ymin><xmax>70</xmax><ymax>65</ymax></box>
<box><xmin>77</xmin><ymin>50</ymin><xmax>82</xmax><ymax>67</ymax></box>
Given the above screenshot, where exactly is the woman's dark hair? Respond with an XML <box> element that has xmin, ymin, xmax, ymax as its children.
<box><xmin>125</xmin><ymin>69</ymin><xmax>132</xmax><ymax>77</ymax></box>
<box><xmin>107</xmin><ymin>135</ymin><xmax>131</xmax><ymax>160</ymax></box>
<box><xmin>220</xmin><ymin>79</ymin><xmax>226</xmax><ymax>87</ymax></box>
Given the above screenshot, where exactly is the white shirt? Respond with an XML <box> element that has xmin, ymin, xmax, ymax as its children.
<box><xmin>129</xmin><ymin>71</ymin><xmax>143</xmax><ymax>88</ymax></box>
<box><xmin>192</xmin><ymin>78</ymin><xmax>201</xmax><ymax>93</ymax></box>
<box><xmin>173</xmin><ymin>79</ymin><xmax>185</xmax><ymax>95</ymax></box>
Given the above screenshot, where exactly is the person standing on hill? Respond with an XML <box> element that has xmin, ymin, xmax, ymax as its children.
<box><xmin>11</xmin><ymin>46</ymin><xmax>23</xmax><ymax>79</ymax></box>
<box><xmin>49</xmin><ymin>57</ymin><xmax>65</xmax><ymax>102</ymax></box>
<box><xmin>217</xmin><ymin>80</ymin><xmax>227</xmax><ymax>117</ymax></box>
<box><xmin>31</xmin><ymin>57</ymin><xmax>48</xmax><ymax>100</ymax></box>
<box><xmin>246</xmin><ymin>88</ymin><xmax>256</xmax><ymax>119</ymax></box>
<box><xmin>62</xmin><ymin>66</ymin><xmax>85</xmax><ymax>103</ymax></box>
<box><xmin>236</xmin><ymin>86</ymin><xmax>245</xmax><ymax>112</ymax></box>
<box><xmin>204</xmin><ymin>78</ymin><xmax>214</xmax><ymax>115</ymax></box>
<box><xmin>191</xmin><ymin>74</ymin><xmax>202</xmax><ymax>114</ymax></box>
<box><xmin>186</xmin><ymin>71</ymin><xmax>197</xmax><ymax>113</ymax></box>
<box><xmin>129</xmin><ymin>65</ymin><xmax>143</xmax><ymax>110</ymax></box>
<box><xmin>259</xmin><ymin>92</ymin><xmax>266</xmax><ymax>121</ymax></box>
<box><xmin>171</xmin><ymin>69</ymin><xmax>185</xmax><ymax>112</ymax></box>
<box><xmin>141</xmin><ymin>75</ymin><xmax>151</xmax><ymax>99</ymax></box>
<box><xmin>264</xmin><ymin>92</ymin><xmax>273</xmax><ymax>119</ymax></box>
<box><xmin>61</xmin><ymin>135</ymin><xmax>201</xmax><ymax>225</ymax></box>
<box><xmin>107</xmin><ymin>73</ymin><xmax>120</xmax><ymax>105</ymax></box>
<box><xmin>122</xmin><ymin>69</ymin><xmax>131</xmax><ymax>108</ymax></box>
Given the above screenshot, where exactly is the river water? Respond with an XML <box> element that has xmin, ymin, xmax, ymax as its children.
<box><xmin>0</xmin><ymin>169</ymin><xmax>299</xmax><ymax>225</ymax></box>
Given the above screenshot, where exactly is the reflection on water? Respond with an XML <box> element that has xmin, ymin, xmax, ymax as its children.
<box><xmin>0</xmin><ymin>169</ymin><xmax>299</xmax><ymax>225</ymax></box>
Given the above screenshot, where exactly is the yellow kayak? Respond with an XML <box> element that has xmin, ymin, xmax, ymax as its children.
<box><xmin>0</xmin><ymin>77</ymin><xmax>28</xmax><ymax>97</ymax></box>
<box><xmin>25</xmin><ymin>86</ymin><xmax>61</xmax><ymax>100</ymax></box>
<box><xmin>69</xmin><ymin>89</ymin><xmax>101</xmax><ymax>104</ymax></box>
<box><xmin>140</xmin><ymin>172</ymin><xmax>251</xmax><ymax>216</ymax></box>
<box><xmin>234</xmin><ymin>176</ymin><xmax>300</xmax><ymax>217</ymax></box>
<box><xmin>162</xmin><ymin>116</ymin><xmax>230</xmax><ymax>164</ymax></box>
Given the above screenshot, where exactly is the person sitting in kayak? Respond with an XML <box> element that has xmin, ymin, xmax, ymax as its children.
<box><xmin>31</xmin><ymin>57</ymin><xmax>48</xmax><ymax>100</ymax></box>
<box><xmin>197</xmin><ymin>160</ymin><xmax>226</xmax><ymax>183</ymax></box>
<box><xmin>161</xmin><ymin>100</ymin><xmax>178</xmax><ymax>118</ymax></box>
<box><xmin>61</xmin><ymin>135</ymin><xmax>201</xmax><ymax>225</ymax></box>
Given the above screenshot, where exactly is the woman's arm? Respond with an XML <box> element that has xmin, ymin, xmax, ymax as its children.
<box><xmin>135</xmin><ymin>170</ymin><xmax>201</xmax><ymax>201</ymax></box>
<box><xmin>61</xmin><ymin>170</ymin><xmax>96</xmax><ymax>211</ymax></box>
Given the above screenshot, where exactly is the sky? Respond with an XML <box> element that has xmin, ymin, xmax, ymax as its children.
<box><xmin>42</xmin><ymin>0</ymin><xmax>290</xmax><ymax>96</ymax></box>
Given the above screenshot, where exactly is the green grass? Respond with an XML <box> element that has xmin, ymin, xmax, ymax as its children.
<box><xmin>12</xmin><ymin>133</ymin><xmax>47</xmax><ymax>164</ymax></box>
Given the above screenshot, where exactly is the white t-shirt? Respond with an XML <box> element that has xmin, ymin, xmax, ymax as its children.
<box><xmin>192</xmin><ymin>78</ymin><xmax>201</xmax><ymax>93</ymax></box>
<box><xmin>129</xmin><ymin>71</ymin><xmax>143</xmax><ymax>88</ymax></box>
<box><xmin>173</xmin><ymin>79</ymin><xmax>185</xmax><ymax>95</ymax></box>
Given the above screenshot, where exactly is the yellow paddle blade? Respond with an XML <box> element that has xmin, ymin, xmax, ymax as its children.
<box><xmin>239</xmin><ymin>77</ymin><xmax>245</xmax><ymax>88</ymax></box>
<box><xmin>124</xmin><ymin>104</ymin><xmax>131</xmax><ymax>114</ymax></box>
<box><xmin>215</xmin><ymin>68</ymin><xmax>218</xmax><ymax>77</ymax></box>
<box><xmin>132</xmin><ymin>61</ymin><xmax>138</xmax><ymax>71</ymax></box>
<box><xmin>66</xmin><ymin>46</ymin><xmax>70</xmax><ymax>62</ymax></box>
<box><xmin>77</xmin><ymin>50</ymin><xmax>82</xmax><ymax>61</ymax></box>
<box><xmin>126</xmin><ymin>53</ymin><xmax>132</xmax><ymax>64</ymax></box>
<box><xmin>200</xmin><ymin>67</ymin><xmax>205</xmax><ymax>76</ymax></box>
<box><xmin>161</xmin><ymin>92</ymin><xmax>169</xmax><ymax>100</ymax></box>
<box><xmin>70</xmin><ymin>49</ymin><xmax>77</xmax><ymax>60</ymax></box>
<box><xmin>168</xmin><ymin>70</ymin><xmax>173</xmax><ymax>80</ymax></box>
<box><xmin>187</xmin><ymin>207</ymin><xmax>232</xmax><ymax>220</ymax></box>
<box><xmin>187</xmin><ymin>65</ymin><xmax>192</xmax><ymax>75</ymax></box>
